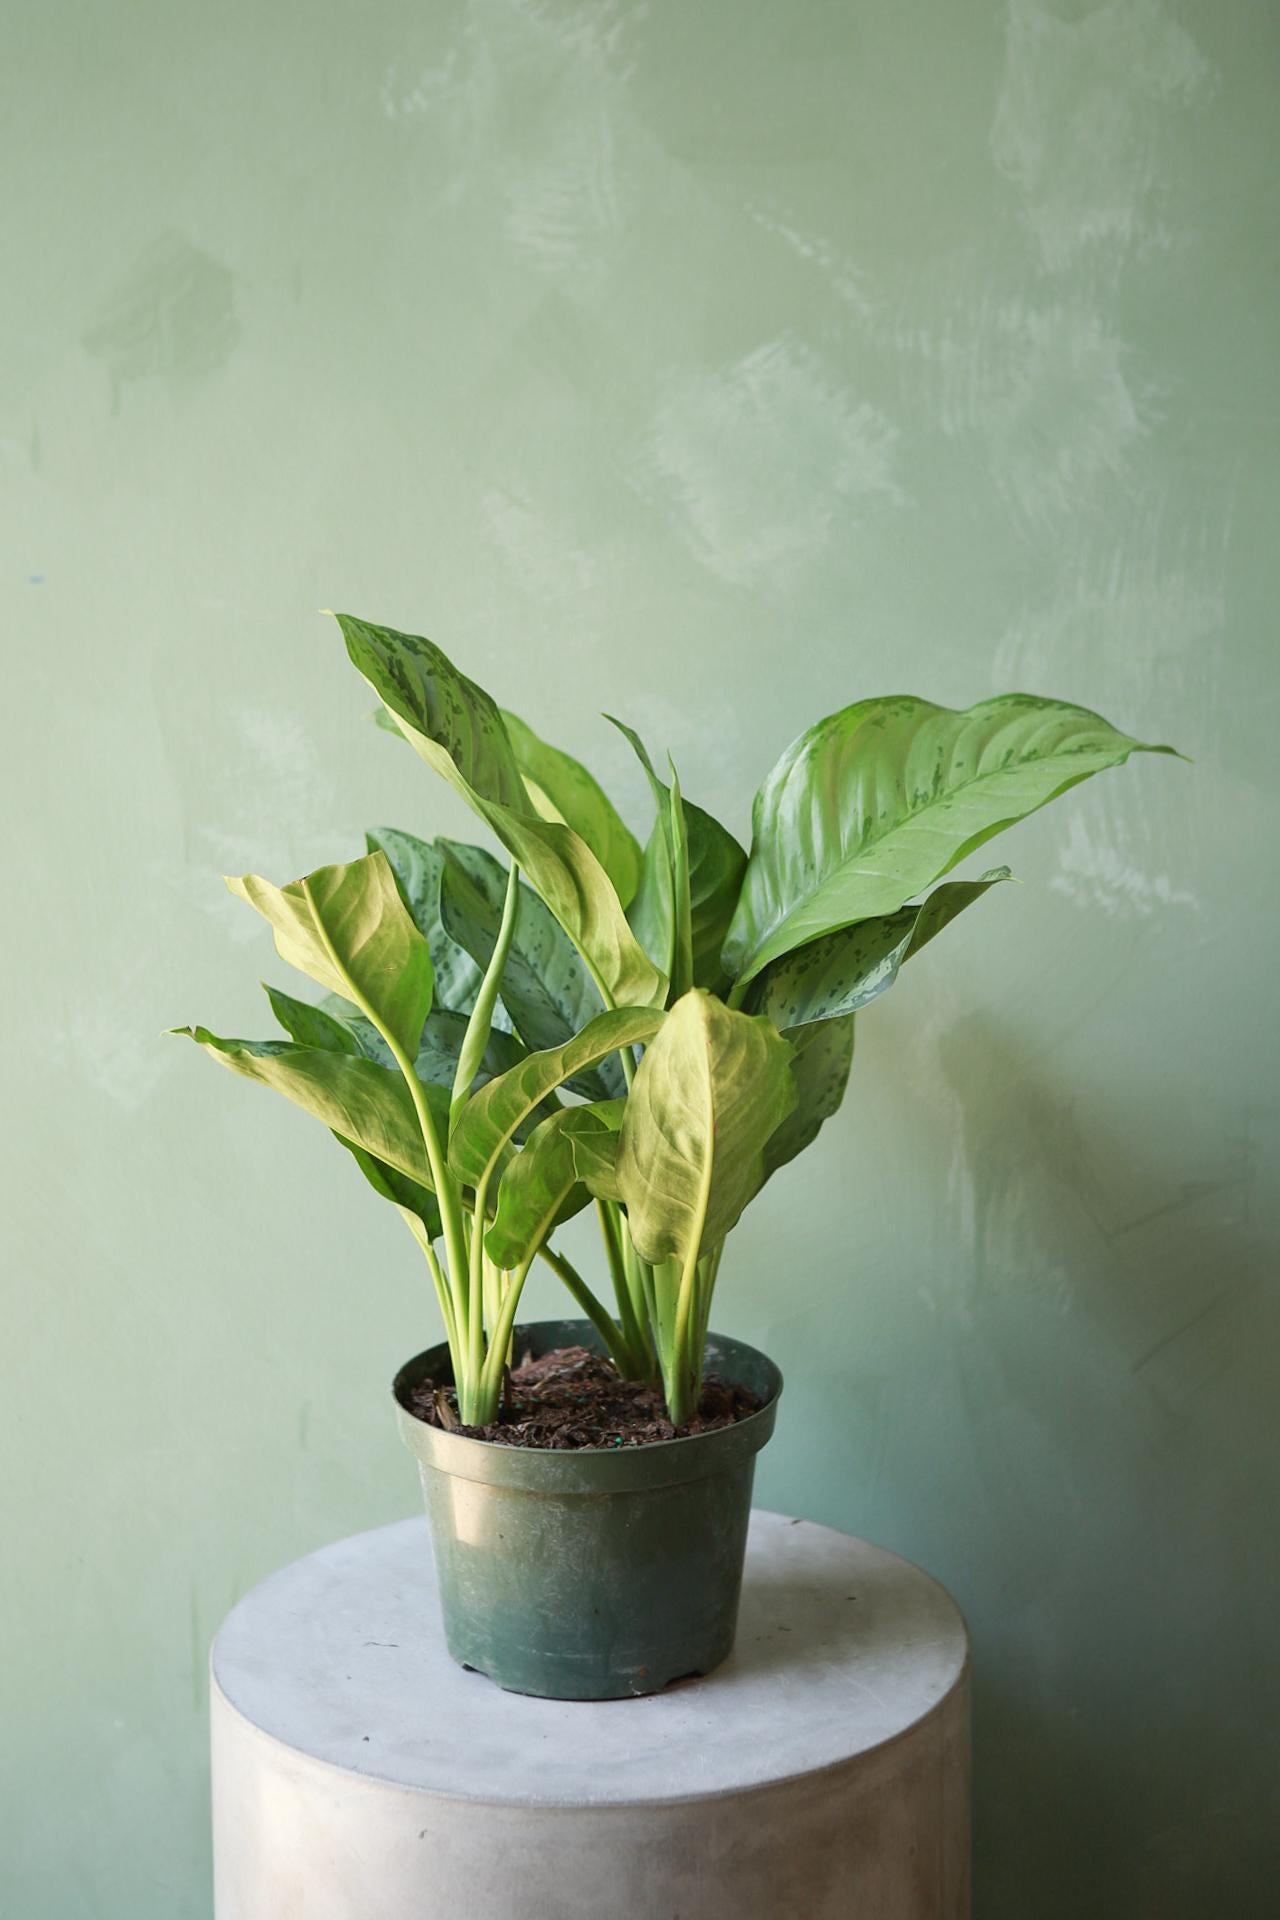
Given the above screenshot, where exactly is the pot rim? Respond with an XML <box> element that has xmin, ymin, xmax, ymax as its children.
<box><xmin>392</xmin><ymin>1318</ymin><xmax>783</xmax><ymax>1493</ymax></box>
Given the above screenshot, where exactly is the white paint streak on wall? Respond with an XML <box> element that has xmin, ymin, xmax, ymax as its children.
<box><xmin>481</xmin><ymin>483</ymin><xmax>597</xmax><ymax>598</ymax></box>
<box><xmin>993</xmin><ymin>0</ymin><xmax>1211</xmax><ymax>273</ymax></box>
<box><xmin>381</xmin><ymin>0</ymin><xmax>639</xmax><ymax>275</ymax></box>
<box><xmin>501</xmin><ymin>93</ymin><xmax>621</xmax><ymax>275</ymax></box>
<box><xmin>380</xmin><ymin>50</ymin><xmax>461</xmax><ymax>119</ymax></box>
<box><xmin>949</xmin><ymin>297</ymin><xmax>1146</xmax><ymax>531</ymax></box>
<box><xmin>199</xmin><ymin>710</ymin><xmax>346</xmax><ymax>894</ymax></box>
<box><xmin>1050</xmin><ymin>809</ymin><xmax>1199</xmax><ymax>917</ymax></box>
<box><xmin>992</xmin><ymin>500</ymin><xmax>1226</xmax><ymax>682</ymax></box>
<box><xmin>634</xmin><ymin>337</ymin><xmax>901</xmax><ymax>589</ymax></box>
<box><xmin>877</xmin><ymin>3</ymin><xmax>1210</xmax><ymax>559</ymax></box>
<box><xmin>746</xmin><ymin>202</ymin><xmax>875</xmax><ymax>319</ymax></box>
<box><xmin>50</xmin><ymin>998</ymin><xmax>168</xmax><ymax>1112</ymax></box>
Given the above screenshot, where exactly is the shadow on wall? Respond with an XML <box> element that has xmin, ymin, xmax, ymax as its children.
<box><xmin>928</xmin><ymin>1015</ymin><xmax>1279</xmax><ymax>1919</ymax></box>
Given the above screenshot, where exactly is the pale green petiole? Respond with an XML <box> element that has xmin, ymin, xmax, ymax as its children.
<box><xmin>450</xmin><ymin>863</ymin><xmax>520</xmax><ymax>1134</ymax></box>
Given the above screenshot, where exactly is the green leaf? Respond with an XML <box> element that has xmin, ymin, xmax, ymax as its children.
<box><xmin>338</xmin><ymin>1139</ymin><xmax>444</xmax><ymax>1241</ymax></box>
<box><xmin>263</xmin><ymin>986</ymin><xmax>444</xmax><ymax>1233</ymax></box>
<box><xmin>437</xmin><ymin>840</ymin><xmax>622</xmax><ymax>1098</ymax></box>
<box><xmin>342</xmin><ymin>614</ymin><xmax>530</xmax><ymax>810</ymax></box>
<box><xmin>313</xmin><ymin>998</ymin><xmax>546</xmax><ymax>1133</ymax></box>
<box><xmin>616</xmin><ymin>990</ymin><xmax>798</xmax><ymax>1266</ymax></box>
<box><xmin>364</xmin><ymin>827</ymin><xmax>489</xmax><ymax>1017</ymax></box>
<box><xmin>500</xmin><ymin>707</ymin><xmax>642</xmax><ymax>910</ymax></box>
<box><xmin>228</xmin><ymin>850</ymin><xmax>433</xmax><ymax>1056</ymax></box>
<box><xmin>448</xmin><ymin>1006</ymin><xmax>663</xmax><ymax>1193</ymax></box>
<box><xmin>761</xmin><ymin>1016</ymin><xmax>855</xmax><ymax>1182</ymax></box>
<box><xmin>566</xmin><ymin>1110</ymin><xmax>624</xmax><ymax>1204</ymax></box>
<box><xmin>666</xmin><ymin>760</ymin><xmax>694</xmax><ymax>1001</ymax></box>
<box><xmin>484</xmin><ymin>1102</ymin><xmax>625</xmax><ymax>1270</ymax></box>
<box><xmin>680</xmin><ymin>795</ymin><xmax>747</xmax><ymax>995</ymax></box>
<box><xmin>751</xmin><ymin>870</ymin><xmax>1011</xmax><ymax>1029</ymax></box>
<box><xmin>340</xmin><ymin>614</ymin><xmax>666</xmax><ymax>1010</ymax></box>
<box><xmin>609</xmin><ymin>717</ymin><xmax>747</xmax><ymax>997</ymax></box>
<box><xmin>723</xmin><ymin>694</ymin><xmax>1180</xmax><ymax>986</ymax></box>
<box><xmin>607</xmin><ymin>719</ymin><xmax>684</xmax><ymax>992</ymax></box>
<box><xmin>413</xmin><ymin>1009</ymin><xmax>526</xmax><ymax>1093</ymax></box>
<box><xmin>264</xmin><ymin>985</ymin><xmax>360</xmax><ymax>1054</ymax></box>
<box><xmin>170</xmin><ymin>1028</ymin><xmax>447</xmax><ymax>1190</ymax></box>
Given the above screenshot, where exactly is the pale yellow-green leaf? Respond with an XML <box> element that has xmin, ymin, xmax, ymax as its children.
<box><xmin>228</xmin><ymin>850</ymin><xmax>432</xmax><ymax>1055</ymax></box>
<box><xmin>616</xmin><ymin>990</ymin><xmax>798</xmax><ymax>1265</ymax></box>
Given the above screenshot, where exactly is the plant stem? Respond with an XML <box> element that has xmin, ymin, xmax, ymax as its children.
<box><xmin>631</xmin><ymin>1240</ymin><xmax>662</xmax><ymax>1368</ymax></box>
<box><xmin>450</xmin><ymin>862</ymin><xmax>520</xmax><ymax>1133</ymax></box>
<box><xmin>666</xmin><ymin>1248</ymin><xmax>701</xmax><ymax>1427</ymax></box>
<box><xmin>482</xmin><ymin>1248</ymin><xmax>503</xmax><ymax>1364</ymax></box>
<box><xmin>535</xmin><ymin>1244</ymin><xmax>633</xmax><ymax>1367</ymax></box>
<box><xmin>695</xmin><ymin>1241</ymin><xmax>723</xmax><ymax>1357</ymax></box>
<box><xmin>665</xmin><ymin>1125</ymin><xmax>715</xmax><ymax>1425</ymax></box>
<box><xmin>475</xmin><ymin>1249</ymin><xmax>537</xmax><ymax>1419</ymax></box>
<box><xmin>403</xmin><ymin>1215</ymin><xmax>457</xmax><ymax>1355</ymax></box>
<box><xmin>595</xmin><ymin>1200</ymin><xmax>648</xmax><ymax>1375</ymax></box>
<box><xmin>466</xmin><ymin>1167</ymin><xmax>492</xmax><ymax>1416</ymax></box>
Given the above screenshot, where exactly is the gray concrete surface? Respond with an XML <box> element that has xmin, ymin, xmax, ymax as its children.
<box><xmin>212</xmin><ymin>1510</ymin><xmax>970</xmax><ymax>1917</ymax></box>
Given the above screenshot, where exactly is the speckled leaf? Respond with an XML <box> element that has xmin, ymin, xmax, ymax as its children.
<box><xmin>340</xmin><ymin>614</ymin><xmax>529</xmax><ymax>811</ymax></box>
<box><xmin>437</xmin><ymin>840</ymin><xmax>621</xmax><ymax>1098</ymax></box>
<box><xmin>610</xmin><ymin>718</ymin><xmax>677</xmax><ymax>983</ymax></box>
<box><xmin>761</xmin><ymin>1017</ymin><xmax>855</xmax><ymax>1182</ymax></box>
<box><xmin>484</xmin><ymin>1102</ymin><xmax>625</xmax><ymax>1270</ymax></box>
<box><xmin>342</xmin><ymin>614</ymin><xmax>666</xmax><ymax>1010</ymax></box>
<box><xmin>617</xmin><ymin>991</ymin><xmax>798</xmax><ymax>1266</ymax></box>
<box><xmin>610</xmin><ymin>717</ymin><xmax>747</xmax><ymax>998</ymax></box>
<box><xmin>752</xmin><ymin>870</ymin><xmax>1011</xmax><ymax>1029</ymax></box>
<box><xmin>449</xmin><ymin>1007</ymin><xmax>664</xmax><ymax>1192</ymax></box>
<box><xmin>168</xmin><ymin>1028</ymin><xmax>447</xmax><ymax>1190</ymax></box>
<box><xmin>666</xmin><ymin>762</ymin><xmax>694</xmax><ymax>1001</ymax></box>
<box><xmin>364</xmin><ymin>827</ymin><xmax>489</xmax><ymax>1017</ymax></box>
<box><xmin>227</xmin><ymin>851</ymin><xmax>433</xmax><ymax>1056</ymax></box>
<box><xmin>724</xmin><ymin>694</ymin><xmax>1179</xmax><ymax>986</ymax></box>
<box><xmin>500</xmin><ymin>707</ymin><xmax>642</xmax><ymax>910</ymax></box>
<box><xmin>314</xmin><ymin>1000</ymin><xmax>538</xmax><ymax>1121</ymax></box>
<box><xmin>682</xmin><ymin>793</ymin><xmax>747</xmax><ymax>993</ymax></box>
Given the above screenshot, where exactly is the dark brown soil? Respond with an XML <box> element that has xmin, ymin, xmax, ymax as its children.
<box><xmin>404</xmin><ymin>1344</ymin><xmax>764</xmax><ymax>1450</ymax></box>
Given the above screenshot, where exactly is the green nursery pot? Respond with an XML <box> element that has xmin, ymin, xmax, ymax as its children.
<box><xmin>393</xmin><ymin>1318</ymin><xmax>782</xmax><ymax>1701</ymax></box>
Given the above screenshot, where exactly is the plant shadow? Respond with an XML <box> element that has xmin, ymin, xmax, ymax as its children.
<box><xmin>799</xmin><ymin>1006</ymin><xmax>1280</xmax><ymax>1917</ymax></box>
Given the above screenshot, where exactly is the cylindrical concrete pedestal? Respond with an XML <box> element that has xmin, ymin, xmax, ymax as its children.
<box><xmin>211</xmin><ymin>1510</ymin><xmax>970</xmax><ymax>1918</ymax></box>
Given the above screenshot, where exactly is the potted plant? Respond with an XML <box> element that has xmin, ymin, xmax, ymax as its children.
<box><xmin>173</xmin><ymin>615</ymin><xmax>1178</xmax><ymax>1699</ymax></box>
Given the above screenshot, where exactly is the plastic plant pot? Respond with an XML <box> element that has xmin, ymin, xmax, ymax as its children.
<box><xmin>393</xmin><ymin>1318</ymin><xmax>782</xmax><ymax>1700</ymax></box>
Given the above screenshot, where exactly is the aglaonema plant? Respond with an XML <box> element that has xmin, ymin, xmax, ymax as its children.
<box><xmin>174</xmin><ymin>614</ymin><xmax>1178</xmax><ymax>1429</ymax></box>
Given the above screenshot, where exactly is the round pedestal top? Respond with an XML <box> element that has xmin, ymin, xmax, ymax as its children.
<box><xmin>212</xmin><ymin>1510</ymin><xmax>967</xmax><ymax>1808</ymax></box>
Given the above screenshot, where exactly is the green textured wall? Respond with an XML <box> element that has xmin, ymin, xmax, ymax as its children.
<box><xmin>5</xmin><ymin>2</ymin><xmax>1277</xmax><ymax>1913</ymax></box>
